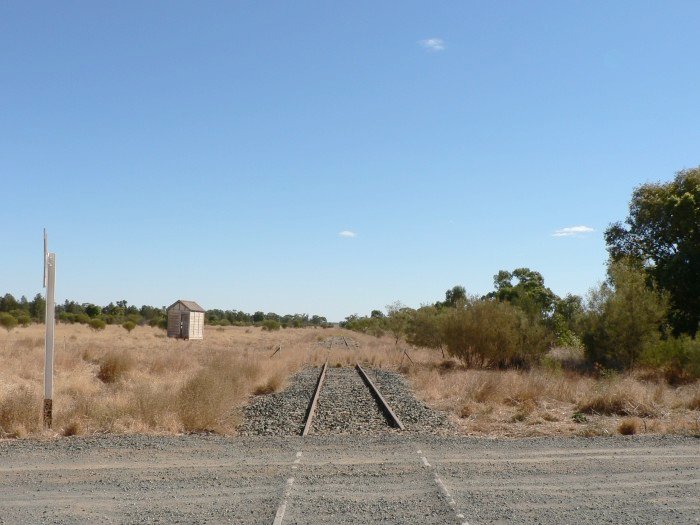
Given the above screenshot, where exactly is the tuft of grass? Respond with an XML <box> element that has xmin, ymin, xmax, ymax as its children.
<box><xmin>511</xmin><ymin>410</ymin><xmax>528</xmax><ymax>422</ymax></box>
<box><xmin>459</xmin><ymin>402</ymin><xmax>478</xmax><ymax>419</ymax></box>
<box><xmin>0</xmin><ymin>385</ymin><xmax>42</xmax><ymax>437</ymax></box>
<box><xmin>576</xmin><ymin>378</ymin><xmax>657</xmax><ymax>417</ymax></box>
<box><xmin>618</xmin><ymin>417</ymin><xmax>639</xmax><ymax>435</ymax></box>
<box><xmin>438</xmin><ymin>359</ymin><xmax>458</xmax><ymax>372</ymax></box>
<box><xmin>62</xmin><ymin>420</ymin><xmax>84</xmax><ymax>437</ymax></box>
<box><xmin>684</xmin><ymin>385</ymin><xmax>700</xmax><ymax>410</ymax></box>
<box><xmin>177</xmin><ymin>352</ymin><xmax>262</xmax><ymax>432</ymax></box>
<box><xmin>97</xmin><ymin>350</ymin><xmax>135</xmax><ymax>383</ymax></box>
<box><xmin>253</xmin><ymin>371</ymin><xmax>286</xmax><ymax>396</ymax></box>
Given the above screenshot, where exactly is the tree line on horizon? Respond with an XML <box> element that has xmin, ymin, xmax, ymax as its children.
<box><xmin>342</xmin><ymin>167</ymin><xmax>700</xmax><ymax>382</ymax></box>
<box><xmin>0</xmin><ymin>294</ymin><xmax>331</xmax><ymax>332</ymax></box>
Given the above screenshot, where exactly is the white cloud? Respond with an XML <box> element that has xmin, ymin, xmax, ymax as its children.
<box><xmin>338</xmin><ymin>230</ymin><xmax>357</xmax><ymax>238</ymax></box>
<box><xmin>419</xmin><ymin>38</ymin><xmax>445</xmax><ymax>51</ymax></box>
<box><xmin>553</xmin><ymin>225</ymin><xmax>595</xmax><ymax>237</ymax></box>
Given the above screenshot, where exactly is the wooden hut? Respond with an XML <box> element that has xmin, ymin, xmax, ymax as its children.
<box><xmin>166</xmin><ymin>300</ymin><xmax>205</xmax><ymax>340</ymax></box>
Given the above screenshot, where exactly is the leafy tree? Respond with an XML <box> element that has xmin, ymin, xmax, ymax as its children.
<box><xmin>0</xmin><ymin>293</ymin><xmax>19</xmax><ymax>312</ymax></box>
<box><xmin>488</xmin><ymin>268</ymin><xmax>557</xmax><ymax>320</ymax></box>
<box><xmin>84</xmin><ymin>304</ymin><xmax>101</xmax><ymax>318</ymax></box>
<box><xmin>443</xmin><ymin>285</ymin><xmax>467</xmax><ymax>307</ymax></box>
<box><xmin>386</xmin><ymin>301</ymin><xmax>412</xmax><ymax>345</ymax></box>
<box><xmin>606</xmin><ymin>167</ymin><xmax>700</xmax><ymax>335</ymax></box>
<box><xmin>310</xmin><ymin>315</ymin><xmax>327</xmax><ymax>326</ymax></box>
<box><xmin>580</xmin><ymin>260</ymin><xmax>668</xmax><ymax>370</ymax></box>
<box><xmin>552</xmin><ymin>294</ymin><xmax>585</xmax><ymax>347</ymax></box>
<box><xmin>405</xmin><ymin>306</ymin><xmax>446</xmax><ymax>355</ymax></box>
<box><xmin>122</xmin><ymin>321</ymin><xmax>136</xmax><ymax>333</ymax></box>
<box><xmin>341</xmin><ymin>314</ymin><xmax>385</xmax><ymax>337</ymax></box>
<box><xmin>370</xmin><ymin>309</ymin><xmax>385</xmax><ymax>319</ymax></box>
<box><xmin>29</xmin><ymin>294</ymin><xmax>45</xmax><ymax>321</ymax></box>
<box><xmin>0</xmin><ymin>312</ymin><xmax>18</xmax><ymax>332</ymax></box>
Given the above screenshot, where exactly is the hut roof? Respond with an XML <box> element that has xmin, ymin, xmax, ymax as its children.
<box><xmin>167</xmin><ymin>300</ymin><xmax>205</xmax><ymax>313</ymax></box>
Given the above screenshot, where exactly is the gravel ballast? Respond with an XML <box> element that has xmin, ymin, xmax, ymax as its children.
<box><xmin>240</xmin><ymin>365</ymin><xmax>452</xmax><ymax>436</ymax></box>
<box><xmin>239</xmin><ymin>367</ymin><xmax>320</xmax><ymax>436</ymax></box>
<box><xmin>311</xmin><ymin>367</ymin><xmax>393</xmax><ymax>435</ymax></box>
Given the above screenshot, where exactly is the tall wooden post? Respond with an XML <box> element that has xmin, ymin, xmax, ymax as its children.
<box><xmin>43</xmin><ymin>231</ymin><xmax>56</xmax><ymax>428</ymax></box>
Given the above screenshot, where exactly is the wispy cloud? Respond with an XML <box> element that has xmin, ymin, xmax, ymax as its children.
<box><xmin>553</xmin><ymin>225</ymin><xmax>594</xmax><ymax>237</ymax></box>
<box><xmin>338</xmin><ymin>230</ymin><xmax>357</xmax><ymax>238</ymax></box>
<box><xmin>419</xmin><ymin>38</ymin><xmax>445</xmax><ymax>51</ymax></box>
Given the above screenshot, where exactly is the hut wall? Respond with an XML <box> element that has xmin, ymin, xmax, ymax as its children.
<box><xmin>188</xmin><ymin>312</ymin><xmax>204</xmax><ymax>340</ymax></box>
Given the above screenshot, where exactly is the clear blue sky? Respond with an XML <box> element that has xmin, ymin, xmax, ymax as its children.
<box><xmin>2</xmin><ymin>1</ymin><xmax>699</xmax><ymax>321</ymax></box>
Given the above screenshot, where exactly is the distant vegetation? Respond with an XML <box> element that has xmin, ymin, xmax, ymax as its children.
<box><xmin>0</xmin><ymin>293</ymin><xmax>331</xmax><ymax>331</ymax></box>
<box><xmin>343</xmin><ymin>167</ymin><xmax>700</xmax><ymax>382</ymax></box>
<box><xmin>2</xmin><ymin>167</ymin><xmax>697</xmax><ymax>382</ymax></box>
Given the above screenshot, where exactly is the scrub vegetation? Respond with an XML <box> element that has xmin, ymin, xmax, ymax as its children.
<box><xmin>1</xmin><ymin>167</ymin><xmax>698</xmax><ymax>439</ymax></box>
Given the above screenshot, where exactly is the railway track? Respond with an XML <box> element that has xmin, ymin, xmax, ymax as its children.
<box><xmin>301</xmin><ymin>363</ymin><xmax>404</xmax><ymax>436</ymax></box>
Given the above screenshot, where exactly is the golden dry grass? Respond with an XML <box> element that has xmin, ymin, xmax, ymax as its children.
<box><xmin>0</xmin><ymin>324</ymin><xmax>698</xmax><ymax>438</ymax></box>
<box><xmin>618</xmin><ymin>417</ymin><xmax>640</xmax><ymax>435</ymax></box>
<box><xmin>404</xmin><ymin>359</ymin><xmax>700</xmax><ymax>437</ymax></box>
<box><xmin>0</xmin><ymin>324</ymin><xmax>320</xmax><ymax>437</ymax></box>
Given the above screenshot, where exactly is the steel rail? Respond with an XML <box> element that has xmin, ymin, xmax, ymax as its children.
<box><xmin>301</xmin><ymin>361</ymin><xmax>328</xmax><ymax>436</ymax></box>
<box><xmin>355</xmin><ymin>363</ymin><xmax>405</xmax><ymax>430</ymax></box>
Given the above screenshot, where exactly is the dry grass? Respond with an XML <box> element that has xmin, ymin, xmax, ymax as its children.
<box><xmin>576</xmin><ymin>378</ymin><xmax>658</xmax><ymax>417</ymax></box>
<box><xmin>618</xmin><ymin>417</ymin><xmax>640</xmax><ymax>435</ymax></box>
<box><xmin>0</xmin><ymin>324</ymin><xmax>315</xmax><ymax>437</ymax></box>
<box><xmin>0</xmin><ymin>385</ymin><xmax>42</xmax><ymax>437</ymax></box>
<box><xmin>97</xmin><ymin>350</ymin><xmax>135</xmax><ymax>383</ymax></box>
<box><xmin>405</xmin><ymin>361</ymin><xmax>700</xmax><ymax>437</ymax></box>
<box><xmin>0</xmin><ymin>324</ymin><xmax>698</xmax><ymax>439</ymax></box>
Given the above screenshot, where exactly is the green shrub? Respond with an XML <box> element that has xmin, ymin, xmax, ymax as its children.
<box><xmin>58</xmin><ymin>312</ymin><xmax>76</xmax><ymax>324</ymax></box>
<box><xmin>122</xmin><ymin>321</ymin><xmax>136</xmax><ymax>333</ymax></box>
<box><xmin>75</xmin><ymin>313</ymin><xmax>90</xmax><ymax>324</ymax></box>
<box><xmin>342</xmin><ymin>315</ymin><xmax>385</xmax><ymax>337</ymax></box>
<box><xmin>88</xmin><ymin>318</ymin><xmax>106</xmax><ymax>331</ymax></box>
<box><xmin>640</xmin><ymin>336</ymin><xmax>700</xmax><ymax>384</ymax></box>
<box><xmin>406</xmin><ymin>306</ymin><xmax>445</xmax><ymax>352</ymax></box>
<box><xmin>0</xmin><ymin>313</ymin><xmax>18</xmax><ymax>332</ymax></box>
<box><xmin>442</xmin><ymin>299</ymin><xmax>552</xmax><ymax>368</ymax></box>
<box><xmin>261</xmin><ymin>319</ymin><xmax>281</xmax><ymax>331</ymax></box>
<box><xmin>581</xmin><ymin>261</ymin><xmax>668</xmax><ymax>370</ymax></box>
<box><xmin>16</xmin><ymin>314</ymin><xmax>31</xmax><ymax>327</ymax></box>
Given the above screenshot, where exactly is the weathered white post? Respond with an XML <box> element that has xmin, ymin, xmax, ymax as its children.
<box><xmin>43</xmin><ymin>230</ymin><xmax>56</xmax><ymax>428</ymax></box>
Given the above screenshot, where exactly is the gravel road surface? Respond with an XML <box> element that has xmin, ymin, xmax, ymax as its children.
<box><xmin>0</xmin><ymin>434</ymin><xmax>697</xmax><ymax>524</ymax></box>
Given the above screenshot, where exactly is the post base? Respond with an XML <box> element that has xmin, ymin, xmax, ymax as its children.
<box><xmin>43</xmin><ymin>399</ymin><xmax>52</xmax><ymax>429</ymax></box>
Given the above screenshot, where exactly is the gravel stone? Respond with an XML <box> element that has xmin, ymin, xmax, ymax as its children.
<box><xmin>311</xmin><ymin>367</ymin><xmax>393</xmax><ymax>435</ymax></box>
<box><xmin>239</xmin><ymin>367</ymin><xmax>319</xmax><ymax>436</ymax></box>
<box><xmin>367</xmin><ymin>368</ymin><xmax>452</xmax><ymax>434</ymax></box>
<box><xmin>240</xmin><ymin>365</ymin><xmax>452</xmax><ymax>436</ymax></box>
<box><xmin>1</xmin><ymin>434</ymin><xmax>697</xmax><ymax>524</ymax></box>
